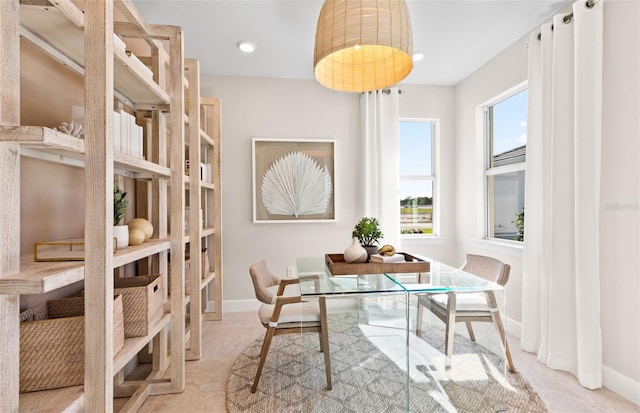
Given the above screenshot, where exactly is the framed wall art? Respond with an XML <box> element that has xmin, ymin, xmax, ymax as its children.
<box><xmin>252</xmin><ymin>138</ymin><xmax>335</xmax><ymax>223</ymax></box>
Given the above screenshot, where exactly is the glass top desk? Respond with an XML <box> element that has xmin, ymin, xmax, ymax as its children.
<box><xmin>295</xmin><ymin>256</ymin><xmax>508</xmax><ymax>412</ymax></box>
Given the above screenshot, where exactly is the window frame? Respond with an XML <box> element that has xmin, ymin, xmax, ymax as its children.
<box><xmin>399</xmin><ymin>118</ymin><xmax>439</xmax><ymax>239</ymax></box>
<box><xmin>483</xmin><ymin>85</ymin><xmax>527</xmax><ymax>243</ymax></box>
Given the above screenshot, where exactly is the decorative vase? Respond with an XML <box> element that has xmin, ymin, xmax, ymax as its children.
<box><xmin>344</xmin><ymin>238</ymin><xmax>367</xmax><ymax>263</ymax></box>
<box><xmin>113</xmin><ymin>225</ymin><xmax>129</xmax><ymax>249</ymax></box>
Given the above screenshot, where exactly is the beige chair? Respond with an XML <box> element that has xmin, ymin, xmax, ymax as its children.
<box><xmin>249</xmin><ymin>260</ymin><xmax>332</xmax><ymax>392</ymax></box>
<box><xmin>416</xmin><ymin>254</ymin><xmax>515</xmax><ymax>372</ymax></box>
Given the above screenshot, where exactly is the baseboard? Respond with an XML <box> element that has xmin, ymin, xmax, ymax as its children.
<box><xmin>223</xmin><ymin>299</ymin><xmax>260</xmax><ymax>313</ymax></box>
<box><xmin>504</xmin><ymin>315</ymin><xmax>639</xmax><ymax>406</ymax></box>
<box><xmin>602</xmin><ymin>365</ymin><xmax>640</xmax><ymax>406</ymax></box>
<box><xmin>505</xmin><ymin>316</ymin><xmax>521</xmax><ymax>338</ymax></box>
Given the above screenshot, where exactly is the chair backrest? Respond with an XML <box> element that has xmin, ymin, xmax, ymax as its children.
<box><xmin>461</xmin><ymin>254</ymin><xmax>510</xmax><ymax>286</ymax></box>
<box><xmin>249</xmin><ymin>260</ymin><xmax>281</xmax><ymax>304</ymax></box>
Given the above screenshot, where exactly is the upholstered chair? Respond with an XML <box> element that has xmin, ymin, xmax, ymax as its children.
<box><xmin>416</xmin><ymin>254</ymin><xmax>515</xmax><ymax>372</ymax></box>
<box><xmin>249</xmin><ymin>260</ymin><xmax>332</xmax><ymax>392</ymax></box>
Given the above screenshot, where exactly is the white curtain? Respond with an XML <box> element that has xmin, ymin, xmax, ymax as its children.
<box><xmin>521</xmin><ymin>0</ymin><xmax>603</xmax><ymax>389</ymax></box>
<box><xmin>360</xmin><ymin>88</ymin><xmax>400</xmax><ymax>247</ymax></box>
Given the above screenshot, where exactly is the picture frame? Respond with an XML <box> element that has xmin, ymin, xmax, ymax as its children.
<box><xmin>252</xmin><ymin>138</ymin><xmax>335</xmax><ymax>223</ymax></box>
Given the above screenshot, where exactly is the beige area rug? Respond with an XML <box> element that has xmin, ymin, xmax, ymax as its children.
<box><xmin>226</xmin><ymin>311</ymin><xmax>546</xmax><ymax>413</ymax></box>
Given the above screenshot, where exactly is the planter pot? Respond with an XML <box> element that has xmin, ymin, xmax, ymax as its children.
<box><xmin>364</xmin><ymin>246</ymin><xmax>378</xmax><ymax>261</ymax></box>
<box><xmin>114</xmin><ymin>225</ymin><xmax>129</xmax><ymax>249</ymax></box>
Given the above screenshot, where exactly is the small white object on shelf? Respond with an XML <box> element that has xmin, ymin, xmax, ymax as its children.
<box><xmin>53</xmin><ymin>121</ymin><xmax>84</xmax><ymax>139</ymax></box>
<box><xmin>369</xmin><ymin>253</ymin><xmax>405</xmax><ymax>263</ymax></box>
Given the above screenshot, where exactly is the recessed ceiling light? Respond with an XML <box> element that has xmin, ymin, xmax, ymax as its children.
<box><xmin>413</xmin><ymin>51</ymin><xmax>424</xmax><ymax>62</ymax></box>
<box><xmin>237</xmin><ymin>40</ymin><xmax>256</xmax><ymax>53</ymax></box>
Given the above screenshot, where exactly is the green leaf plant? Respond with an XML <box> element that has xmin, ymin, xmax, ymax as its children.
<box><xmin>352</xmin><ymin>217</ymin><xmax>384</xmax><ymax>247</ymax></box>
<box><xmin>114</xmin><ymin>182</ymin><xmax>129</xmax><ymax>226</ymax></box>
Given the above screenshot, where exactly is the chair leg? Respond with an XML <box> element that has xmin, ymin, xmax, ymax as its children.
<box><xmin>491</xmin><ymin>314</ymin><xmax>515</xmax><ymax>372</ymax></box>
<box><xmin>444</xmin><ymin>293</ymin><xmax>456</xmax><ymax>368</ymax></box>
<box><xmin>319</xmin><ymin>297</ymin><xmax>332</xmax><ymax>390</ymax></box>
<box><xmin>485</xmin><ymin>290</ymin><xmax>515</xmax><ymax>372</ymax></box>
<box><xmin>465</xmin><ymin>321</ymin><xmax>476</xmax><ymax>341</ymax></box>
<box><xmin>252</xmin><ymin>326</ymin><xmax>276</xmax><ymax>393</ymax></box>
<box><xmin>416</xmin><ymin>300</ymin><xmax>424</xmax><ymax>337</ymax></box>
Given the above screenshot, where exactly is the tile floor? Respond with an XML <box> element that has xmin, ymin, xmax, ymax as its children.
<box><xmin>131</xmin><ymin>311</ymin><xmax>639</xmax><ymax>413</ymax></box>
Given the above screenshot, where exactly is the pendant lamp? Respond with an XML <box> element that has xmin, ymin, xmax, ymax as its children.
<box><xmin>313</xmin><ymin>0</ymin><xmax>413</xmax><ymax>93</ymax></box>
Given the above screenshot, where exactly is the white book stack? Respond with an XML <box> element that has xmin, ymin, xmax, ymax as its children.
<box><xmin>205</xmin><ymin>163</ymin><xmax>212</xmax><ymax>183</ymax></box>
<box><xmin>369</xmin><ymin>253</ymin><xmax>405</xmax><ymax>263</ymax></box>
<box><xmin>113</xmin><ymin>111</ymin><xmax>121</xmax><ymax>153</ymax></box>
<box><xmin>114</xmin><ymin>109</ymin><xmax>143</xmax><ymax>159</ymax></box>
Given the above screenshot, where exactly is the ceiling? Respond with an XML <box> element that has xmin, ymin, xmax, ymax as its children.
<box><xmin>132</xmin><ymin>0</ymin><xmax>570</xmax><ymax>86</ymax></box>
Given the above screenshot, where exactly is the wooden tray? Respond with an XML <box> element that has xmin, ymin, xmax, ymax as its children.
<box><xmin>325</xmin><ymin>253</ymin><xmax>430</xmax><ymax>276</ymax></box>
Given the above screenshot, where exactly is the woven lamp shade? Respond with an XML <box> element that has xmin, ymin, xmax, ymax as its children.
<box><xmin>314</xmin><ymin>0</ymin><xmax>413</xmax><ymax>93</ymax></box>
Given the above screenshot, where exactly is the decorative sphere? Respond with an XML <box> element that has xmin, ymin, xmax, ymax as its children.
<box><xmin>127</xmin><ymin>218</ymin><xmax>153</xmax><ymax>241</ymax></box>
<box><xmin>128</xmin><ymin>229</ymin><xmax>145</xmax><ymax>246</ymax></box>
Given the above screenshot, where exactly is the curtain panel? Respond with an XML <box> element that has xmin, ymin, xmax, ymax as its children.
<box><xmin>360</xmin><ymin>89</ymin><xmax>401</xmax><ymax>247</ymax></box>
<box><xmin>521</xmin><ymin>0</ymin><xmax>603</xmax><ymax>389</ymax></box>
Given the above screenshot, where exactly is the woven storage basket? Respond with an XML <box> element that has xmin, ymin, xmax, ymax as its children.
<box><xmin>19</xmin><ymin>295</ymin><xmax>124</xmax><ymax>393</ymax></box>
<box><xmin>114</xmin><ymin>274</ymin><xmax>163</xmax><ymax>338</ymax></box>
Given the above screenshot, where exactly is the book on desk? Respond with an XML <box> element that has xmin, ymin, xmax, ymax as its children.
<box><xmin>369</xmin><ymin>253</ymin><xmax>406</xmax><ymax>263</ymax></box>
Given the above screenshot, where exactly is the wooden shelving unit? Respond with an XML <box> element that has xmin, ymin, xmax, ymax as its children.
<box><xmin>182</xmin><ymin>59</ymin><xmax>223</xmax><ymax>361</ymax></box>
<box><xmin>0</xmin><ymin>1</ymin><xmax>187</xmax><ymax>411</ymax></box>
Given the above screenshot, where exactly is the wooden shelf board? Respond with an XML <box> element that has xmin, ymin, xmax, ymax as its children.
<box><xmin>201</xmin><ymin>227</ymin><xmax>215</xmax><ymax>237</ymax></box>
<box><xmin>113</xmin><ymin>312</ymin><xmax>170</xmax><ymax>373</ymax></box>
<box><xmin>113</xmin><ymin>152</ymin><xmax>171</xmax><ymax>178</ymax></box>
<box><xmin>113</xmin><ymin>47</ymin><xmax>170</xmax><ymax>106</ymax></box>
<box><xmin>113</xmin><ymin>238</ymin><xmax>170</xmax><ymax>268</ymax></box>
<box><xmin>0</xmin><ymin>126</ymin><xmax>169</xmax><ymax>178</ymax></box>
<box><xmin>20</xmin><ymin>5</ymin><xmax>169</xmax><ymax>106</ymax></box>
<box><xmin>0</xmin><ymin>255</ymin><xmax>84</xmax><ymax>295</ymax></box>
<box><xmin>199</xmin><ymin>129</ymin><xmax>214</xmax><ymax>147</ymax></box>
<box><xmin>0</xmin><ymin>126</ymin><xmax>83</xmax><ymax>152</ymax></box>
<box><xmin>20</xmin><ymin>385</ymin><xmax>84</xmax><ymax>413</ymax></box>
<box><xmin>200</xmin><ymin>182</ymin><xmax>215</xmax><ymax>190</ymax></box>
<box><xmin>200</xmin><ymin>271</ymin><xmax>215</xmax><ymax>291</ymax></box>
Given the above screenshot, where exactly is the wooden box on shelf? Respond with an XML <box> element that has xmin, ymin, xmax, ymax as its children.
<box><xmin>33</xmin><ymin>238</ymin><xmax>116</xmax><ymax>262</ymax></box>
<box><xmin>114</xmin><ymin>275</ymin><xmax>163</xmax><ymax>338</ymax></box>
<box><xmin>324</xmin><ymin>253</ymin><xmax>431</xmax><ymax>276</ymax></box>
<box><xmin>19</xmin><ymin>295</ymin><xmax>124</xmax><ymax>393</ymax></box>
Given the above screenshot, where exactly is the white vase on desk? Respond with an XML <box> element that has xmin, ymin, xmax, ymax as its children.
<box><xmin>344</xmin><ymin>238</ymin><xmax>367</xmax><ymax>263</ymax></box>
<box><xmin>113</xmin><ymin>225</ymin><xmax>129</xmax><ymax>249</ymax></box>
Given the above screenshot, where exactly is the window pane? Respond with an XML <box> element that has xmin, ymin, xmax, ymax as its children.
<box><xmin>487</xmin><ymin>171</ymin><xmax>525</xmax><ymax>240</ymax></box>
<box><xmin>491</xmin><ymin>89</ymin><xmax>527</xmax><ymax>167</ymax></box>
<box><xmin>399</xmin><ymin>122</ymin><xmax>432</xmax><ymax>175</ymax></box>
<box><xmin>400</xmin><ymin>180</ymin><xmax>433</xmax><ymax>235</ymax></box>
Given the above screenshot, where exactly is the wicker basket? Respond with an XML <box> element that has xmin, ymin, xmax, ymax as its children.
<box><xmin>19</xmin><ymin>295</ymin><xmax>124</xmax><ymax>393</ymax></box>
<box><xmin>114</xmin><ymin>274</ymin><xmax>163</xmax><ymax>338</ymax></box>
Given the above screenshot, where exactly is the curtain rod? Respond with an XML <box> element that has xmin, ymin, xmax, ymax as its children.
<box><xmin>362</xmin><ymin>89</ymin><xmax>403</xmax><ymax>95</ymax></box>
<box><xmin>536</xmin><ymin>0</ymin><xmax>599</xmax><ymax>41</ymax></box>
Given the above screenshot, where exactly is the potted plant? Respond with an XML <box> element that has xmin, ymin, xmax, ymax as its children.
<box><xmin>114</xmin><ymin>182</ymin><xmax>130</xmax><ymax>249</ymax></box>
<box><xmin>352</xmin><ymin>217</ymin><xmax>383</xmax><ymax>259</ymax></box>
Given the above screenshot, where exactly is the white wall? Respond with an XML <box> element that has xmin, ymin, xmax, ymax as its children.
<box><xmin>199</xmin><ymin>76</ymin><xmax>456</xmax><ymax>308</ymax></box>
<box><xmin>453</xmin><ymin>35</ymin><xmax>529</xmax><ymax>327</ymax></box>
<box><xmin>598</xmin><ymin>0</ymin><xmax>640</xmax><ymax>400</ymax></box>
<box><xmin>453</xmin><ymin>0</ymin><xmax>640</xmax><ymax>401</ymax></box>
<box><xmin>200</xmin><ymin>76</ymin><xmax>359</xmax><ymax>304</ymax></box>
<box><xmin>399</xmin><ymin>85</ymin><xmax>457</xmax><ymax>265</ymax></box>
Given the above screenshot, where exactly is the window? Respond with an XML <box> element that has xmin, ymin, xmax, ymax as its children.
<box><xmin>399</xmin><ymin>120</ymin><xmax>436</xmax><ymax>236</ymax></box>
<box><xmin>484</xmin><ymin>89</ymin><xmax>527</xmax><ymax>241</ymax></box>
